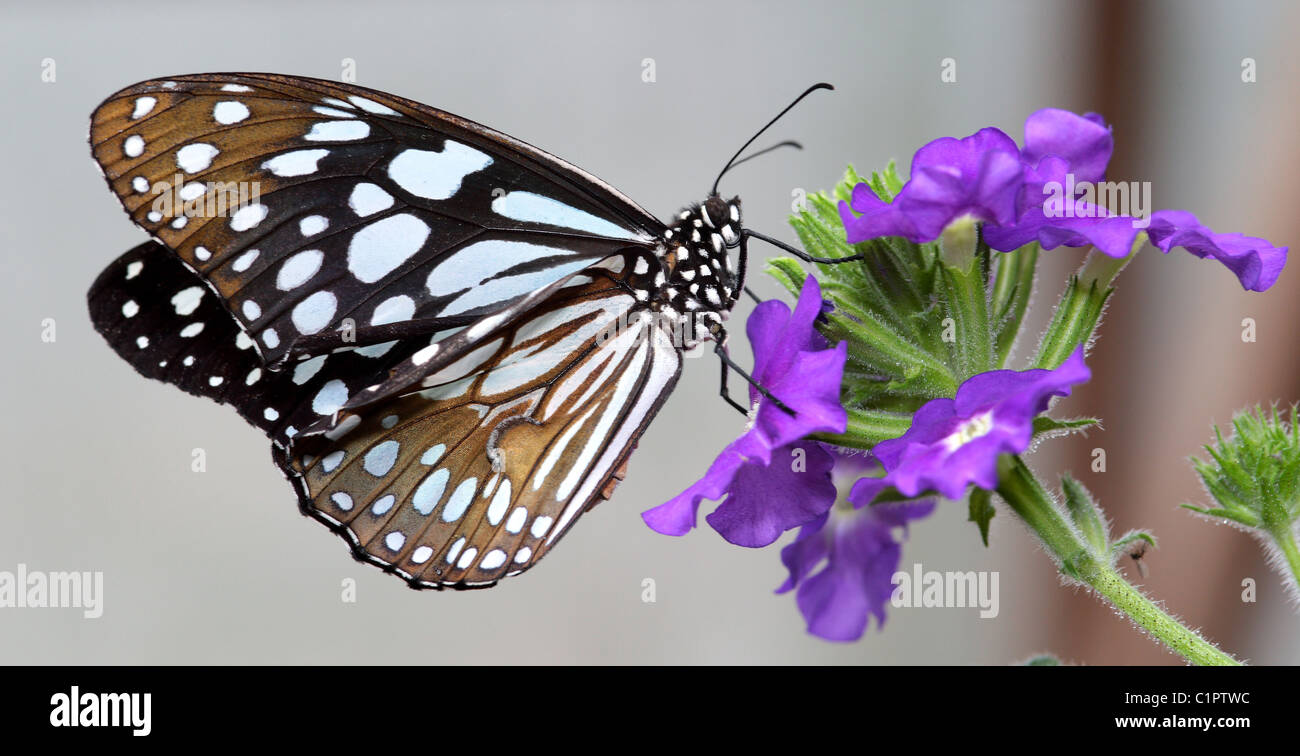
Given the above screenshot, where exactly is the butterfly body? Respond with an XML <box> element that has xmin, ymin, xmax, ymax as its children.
<box><xmin>87</xmin><ymin>73</ymin><xmax>752</xmax><ymax>589</ymax></box>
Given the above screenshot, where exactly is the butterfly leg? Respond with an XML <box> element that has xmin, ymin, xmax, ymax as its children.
<box><xmin>742</xmin><ymin>228</ymin><xmax>865</xmax><ymax>264</ymax></box>
<box><xmin>716</xmin><ymin>355</ymin><xmax>750</xmax><ymax>417</ymax></box>
<box><xmin>713</xmin><ymin>341</ymin><xmax>795</xmax><ymax>416</ymax></box>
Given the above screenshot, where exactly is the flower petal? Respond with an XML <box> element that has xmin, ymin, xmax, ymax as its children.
<box><xmin>1021</xmin><ymin>108</ymin><xmax>1113</xmax><ymax>185</ymax></box>
<box><xmin>1148</xmin><ymin>210</ymin><xmax>1287</xmax><ymax>292</ymax></box>
<box><xmin>705</xmin><ymin>441</ymin><xmax>836</xmax><ymax>547</ymax></box>
<box><xmin>871</xmin><ymin>347</ymin><xmax>1090</xmax><ymax>500</ymax></box>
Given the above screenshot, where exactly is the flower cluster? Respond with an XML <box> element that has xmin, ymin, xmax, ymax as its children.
<box><xmin>643</xmin><ymin>106</ymin><xmax>1287</xmax><ymax>646</ymax></box>
<box><xmin>839</xmin><ymin>109</ymin><xmax>1287</xmax><ymax>291</ymax></box>
<box><xmin>644</xmin><ymin>273</ymin><xmax>1091</xmax><ymax>640</ymax></box>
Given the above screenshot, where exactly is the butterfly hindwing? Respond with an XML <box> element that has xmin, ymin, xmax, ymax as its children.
<box><xmin>278</xmin><ymin>272</ymin><xmax>683</xmax><ymax>588</ymax></box>
<box><xmin>89</xmin><ymin>73</ymin><xmax>664</xmax><ymax>369</ymax></box>
<box><xmin>86</xmin><ymin>241</ymin><xmax>453</xmax><ymax>444</ymax></box>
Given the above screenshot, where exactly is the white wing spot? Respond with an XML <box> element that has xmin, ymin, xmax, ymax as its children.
<box><xmin>321</xmin><ymin>450</ymin><xmax>345</xmax><ymax>473</ymax></box>
<box><xmin>387</xmin><ymin>144</ymin><xmax>492</xmax><ymax>200</ymax></box>
<box><xmin>371</xmin><ymin>494</ymin><xmax>396</xmax><ymax>515</ymax></box>
<box><xmin>486</xmin><ymin>478</ymin><xmax>512</xmax><ymax>525</ymax></box>
<box><xmin>176</xmin><ymin>143</ymin><xmax>219</xmax><ymax>173</ymax></box>
<box><xmin>311</xmin><ymin>379</ymin><xmax>349</xmax><ymax>415</ymax></box>
<box><xmin>330</xmin><ymin>491</ymin><xmax>353</xmax><ymax>511</ymax></box>
<box><xmin>262</xmin><ymin>149</ymin><xmax>329</xmax><ymax>177</ymax></box>
<box><xmin>505</xmin><ymin>505</ymin><xmax>527</xmax><ymax>534</ymax></box>
<box><xmin>411</xmin><ymin>546</ymin><xmax>434</xmax><ymax>564</ymax></box>
<box><xmin>231</xmin><ymin>249</ymin><xmax>260</xmax><ymax>272</ymax></box>
<box><xmin>440</xmin><ymin>478</ymin><xmax>478</xmax><ymax>522</ymax></box>
<box><xmin>291</xmin><ymin>291</ymin><xmax>337</xmax><ymax>334</ymax></box>
<box><xmin>293</xmin><ymin>355</ymin><xmax>327</xmax><ymax>384</ymax></box>
<box><xmin>347</xmin><ymin>214</ymin><xmax>430</xmax><ymax>283</ymax></box>
<box><xmin>347</xmin><ymin>182</ymin><xmax>394</xmax><ymax>217</ymax></box>
<box><xmin>479</xmin><ymin>550</ymin><xmax>507</xmax><ymax>570</ymax></box>
<box><xmin>347</xmin><ymin>95</ymin><xmax>397</xmax><ymax>114</ymax></box>
<box><xmin>412</xmin><ymin>468</ymin><xmax>450</xmax><ymax>515</ymax></box>
<box><xmin>363</xmin><ymin>440</ymin><xmax>400</xmax><ymax>477</ymax></box>
<box><xmin>131</xmin><ymin>97</ymin><xmax>156</xmax><ymax>119</ymax></box>
<box><xmin>384</xmin><ymin>532</ymin><xmax>405</xmax><ymax>552</ymax></box>
<box><xmin>123</xmin><ymin>135</ymin><xmax>145</xmax><ymax>157</ymax></box>
<box><xmin>121</xmin><ymin>300</ymin><xmax>139</xmax><ymax>318</ymax></box>
<box><xmin>370</xmin><ymin>294</ymin><xmax>415</xmax><ymax>326</ymax></box>
<box><xmin>213</xmin><ymin>101</ymin><xmax>250</xmax><ymax>124</ymax></box>
<box><xmin>419</xmin><ymin>444</ymin><xmax>446</xmax><ymax>465</ymax></box>
<box><xmin>530</xmin><ymin>516</ymin><xmax>554</xmax><ymax>539</ymax></box>
<box><xmin>229</xmin><ymin>203</ymin><xmax>268</xmax><ymax>231</ymax></box>
<box><xmin>276</xmin><ymin>249</ymin><xmax>324</xmax><ymax>290</ymax></box>
<box><xmin>299</xmin><ymin>215</ymin><xmax>329</xmax><ymax>236</ymax></box>
<box><xmin>179</xmin><ymin>322</ymin><xmax>204</xmax><ymax>338</ymax></box>
<box><xmin>171</xmin><ymin>286</ymin><xmax>204</xmax><ymax>316</ymax></box>
<box><xmin>304</xmin><ymin>120</ymin><xmax>370</xmax><ymax>141</ymax></box>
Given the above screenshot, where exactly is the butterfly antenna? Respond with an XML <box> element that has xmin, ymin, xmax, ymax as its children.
<box><xmin>711</xmin><ymin>83</ymin><xmax>833</xmax><ymax>196</ymax></box>
<box><xmin>723</xmin><ymin>140</ymin><xmax>803</xmax><ymax>174</ymax></box>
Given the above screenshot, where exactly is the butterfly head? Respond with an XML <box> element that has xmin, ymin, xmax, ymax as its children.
<box><xmin>659</xmin><ymin>195</ymin><xmax>742</xmax><ymax>313</ymax></box>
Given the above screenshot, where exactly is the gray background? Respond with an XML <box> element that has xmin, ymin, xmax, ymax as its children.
<box><xmin>2</xmin><ymin>0</ymin><xmax>1297</xmax><ymax>664</ymax></box>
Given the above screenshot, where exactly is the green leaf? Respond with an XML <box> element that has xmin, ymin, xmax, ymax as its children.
<box><xmin>990</xmin><ymin>243</ymin><xmax>1039</xmax><ymax>367</ymax></box>
<box><xmin>1033</xmin><ymin>415</ymin><xmax>1100</xmax><ymax>439</ymax></box>
<box><xmin>1062</xmin><ymin>474</ymin><xmax>1108</xmax><ymax>555</ymax></box>
<box><xmin>1022</xmin><ymin>654</ymin><xmax>1063</xmax><ymax>666</ymax></box>
<box><xmin>968</xmin><ymin>489</ymin><xmax>996</xmax><ymax>547</ymax></box>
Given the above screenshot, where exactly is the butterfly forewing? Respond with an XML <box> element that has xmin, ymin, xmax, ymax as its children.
<box><xmin>280</xmin><ymin>272</ymin><xmax>682</xmax><ymax>587</ymax></box>
<box><xmin>89</xmin><ymin>73</ymin><xmax>663</xmax><ymax>370</ymax></box>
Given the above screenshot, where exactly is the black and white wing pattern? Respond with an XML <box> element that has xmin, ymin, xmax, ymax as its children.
<box><xmin>86</xmin><ymin>72</ymin><xmax>751</xmax><ymax>590</ymax></box>
<box><xmin>88</xmin><ymin>240</ymin><xmax>679</xmax><ymax>587</ymax></box>
<box><xmin>89</xmin><ymin>73</ymin><xmax>664</xmax><ymax>379</ymax></box>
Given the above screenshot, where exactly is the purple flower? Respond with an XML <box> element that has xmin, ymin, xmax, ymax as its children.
<box><xmin>842</xmin><ymin>107</ymin><xmax>1287</xmax><ymax>291</ymax></box>
<box><xmin>1146</xmin><ymin>210</ymin><xmax>1286</xmax><ymax>293</ymax></box>
<box><xmin>641</xmin><ymin>276</ymin><xmax>847</xmax><ymax>547</ymax></box>
<box><xmin>1020</xmin><ymin>108</ymin><xmax>1112</xmax><ymax>187</ymax></box>
<box><xmin>839</xmin><ymin>128</ymin><xmax>1024</xmax><ymax>244</ymax></box>
<box><xmin>777</xmin><ymin>454</ymin><xmax>935</xmax><ymax>641</ymax></box>
<box><xmin>864</xmin><ymin>346</ymin><xmax>1091</xmax><ymax>500</ymax></box>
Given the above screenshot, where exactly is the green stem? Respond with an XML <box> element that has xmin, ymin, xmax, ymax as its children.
<box><xmin>996</xmin><ymin>456</ymin><xmax>1240</xmax><ymax>666</ymax></box>
<box><xmin>1031</xmin><ymin>237</ymin><xmax>1145</xmax><ymax>370</ymax></box>
<box><xmin>1267</xmin><ymin>526</ymin><xmax>1300</xmax><ymax>594</ymax></box>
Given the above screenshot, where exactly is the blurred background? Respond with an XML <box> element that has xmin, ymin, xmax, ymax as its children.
<box><xmin>1</xmin><ymin>0</ymin><xmax>1296</xmax><ymax>664</ymax></box>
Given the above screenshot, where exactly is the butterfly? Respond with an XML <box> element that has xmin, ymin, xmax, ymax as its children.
<box><xmin>87</xmin><ymin>73</ymin><xmax>835</xmax><ymax>589</ymax></box>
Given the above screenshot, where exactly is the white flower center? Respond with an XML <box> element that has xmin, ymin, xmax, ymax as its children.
<box><xmin>941</xmin><ymin>410</ymin><xmax>995</xmax><ymax>452</ymax></box>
